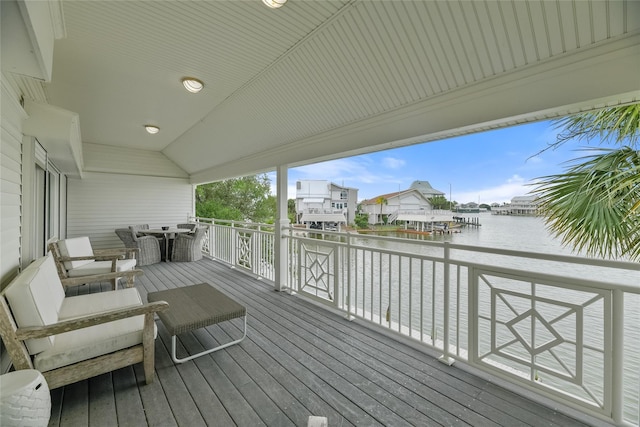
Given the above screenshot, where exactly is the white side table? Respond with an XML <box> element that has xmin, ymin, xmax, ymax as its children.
<box><xmin>0</xmin><ymin>370</ymin><xmax>51</xmax><ymax>427</ymax></box>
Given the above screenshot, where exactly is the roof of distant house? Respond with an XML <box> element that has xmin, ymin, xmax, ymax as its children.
<box><xmin>361</xmin><ymin>188</ymin><xmax>433</xmax><ymax>205</ymax></box>
<box><xmin>410</xmin><ymin>180</ymin><xmax>445</xmax><ymax>196</ymax></box>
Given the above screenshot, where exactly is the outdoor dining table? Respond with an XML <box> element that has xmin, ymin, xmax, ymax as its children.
<box><xmin>142</xmin><ymin>228</ymin><xmax>192</xmax><ymax>261</ymax></box>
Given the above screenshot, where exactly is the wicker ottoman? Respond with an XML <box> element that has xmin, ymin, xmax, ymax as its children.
<box><xmin>147</xmin><ymin>283</ymin><xmax>247</xmax><ymax>363</ymax></box>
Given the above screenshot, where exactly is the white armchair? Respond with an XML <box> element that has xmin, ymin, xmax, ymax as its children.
<box><xmin>48</xmin><ymin>237</ymin><xmax>139</xmax><ymax>290</ymax></box>
<box><xmin>0</xmin><ymin>255</ymin><xmax>168</xmax><ymax>389</ymax></box>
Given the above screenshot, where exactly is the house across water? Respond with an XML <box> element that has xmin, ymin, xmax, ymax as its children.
<box><xmin>295</xmin><ymin>180</ymin><xmax>358</xmax><ymax>230</ymax></box>
<box><xmin>492</xmin><ymin>195</ymin><xmax>541</xmax><ymax>216</ymax></box>
<box><xmin>360</xmin><ymin>181</ymin><xmax>479</xmax><ymax>231</ymax></box>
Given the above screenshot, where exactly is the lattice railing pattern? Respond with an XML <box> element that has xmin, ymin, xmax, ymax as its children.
<box><xmin>298</xmin><ymin>242</ymin><xmax>335</xmax><ymax>302</ymax></box>
<box><xmin>475</xmin><ymin>269</ymin><xmax>610</xmax><ymax>414</ymax></box>
<box><xmin>237</xmin><ymin>232</ymin><xmax>253</xmax><ymax>271</ymax></box>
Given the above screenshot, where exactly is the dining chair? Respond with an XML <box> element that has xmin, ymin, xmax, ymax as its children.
<box><xmin>171</xmin><ymin>227</ymin><xmax>206</xmax><ymax>262</ymax></box>
<box><xmin>116</xmin><ymin>228</ymin><xmax>161</xmax><ymax>266</ymax></box>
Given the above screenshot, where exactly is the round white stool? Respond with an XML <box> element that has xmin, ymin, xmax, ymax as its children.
<box><xmin>0</xmin><ymin>369</ymin><xmax>51</xmax><ymax>427</ymax></box>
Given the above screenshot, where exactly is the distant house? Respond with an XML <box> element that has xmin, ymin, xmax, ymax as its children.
<box><xmin>409</xmin><ymin>180</ymin><xmax>445</xmax><ymax>199</ymax></box>
<box><xmin>295</xmin><ymin>180</ymin><xmax>358</xmax><ymax>229</ymax></box>
<box><xmin>456</xmin><ymin>202</ymin><xmax>480</xmax><ymax>213</ymax></box>
<box><xmin>492</xmin><ymin>195</ymin><xmax>540</xmax><ymax>216</ymax></box>
<box><xmin>360</xmin><ymin>189</ymin><xmax>434</xmax><ymax>225</ymax></box>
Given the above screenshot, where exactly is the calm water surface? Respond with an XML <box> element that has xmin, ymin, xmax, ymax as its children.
<box><xmin>388</xmin><ymin>213</ymin><xmax>638</xmax><ymax>287</ymax></box>
<box><xmin>359</xmin><ymin>213</ymin><xmax>639</xmax><ymax>421</ymax></box>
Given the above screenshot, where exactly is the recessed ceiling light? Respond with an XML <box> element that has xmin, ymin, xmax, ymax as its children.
<box><xmin>181</xmin><ymin>77</ymin><xmax>204</xmax><ymax>93</ymax></box>
<box><xmin>145</xmin><ymin>125</ymin><xmax>160</xmax><ymax>134</ymax></box>
<box><xmin>262</xmin><ymin>0</ymin><xmax>287</xmax><ymax>9</ymax></box>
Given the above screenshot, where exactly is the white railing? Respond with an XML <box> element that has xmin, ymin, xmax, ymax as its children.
<box><xmin>303</xmin><ymin>208</ymin><xmax>345</xmax><ymax>215</ymax></box>
<box><xmin>191</xmin><ymin>217</ymin><xmax>640</xmax><ymax>426</ymax></box>
<box><xmin>191</xmin><ymin>217</ymin><xmax>276</xmax><ymax>281</ymax></box>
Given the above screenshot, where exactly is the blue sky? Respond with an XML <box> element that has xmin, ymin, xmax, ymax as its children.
<box><xmin>269</xmin><ymin>120</ymin><xmax>612</xmax><ymax>204</ymax></box>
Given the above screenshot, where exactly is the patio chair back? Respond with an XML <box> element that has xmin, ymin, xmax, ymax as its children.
<box><xmin>116</xmin><ymin>228</ymin><xmax>161</xmax><ymax>266</ymax></box>
<box><xmin>171</xmin><ymin>227</ymin><xmax>206</xmax><ymax>262</ymax></box>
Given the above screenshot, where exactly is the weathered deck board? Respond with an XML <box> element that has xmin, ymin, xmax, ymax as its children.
<box><xmin>47</xmin><ymin>257</ymin><xmax>591</xmax><ymax>427</ymax></box>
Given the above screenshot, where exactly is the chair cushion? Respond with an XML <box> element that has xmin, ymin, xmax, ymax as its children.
<box><xmin>33</xmin><ymin>316</ymin><xmax>153</xmax><ymax>373</ymax></box>
<box><xmin>59</xmin><ymin>288</ymin><xmax>142</xmax><ymax>320</ymax></box>
<box><xmin>4</xmin><ymin>255</ymin><xmax>65</xmax><ymax>355</ymax></box>
<box><xmin>65</xmin><ymin>259</ymin><xmax>137</xmax><ymax>277</ymax></box>
<box><xmin>58</xmin><ymin>237</ymin><xmax>94</xmax><ymax>270</ymax></box>
<box><xmin>33</xmin><ymin>287</ymin><xmax>151</xmax><ymax>372</ymax></box>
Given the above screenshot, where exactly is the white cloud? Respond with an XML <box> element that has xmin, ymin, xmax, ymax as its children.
<box><xmin>290</xmin><ymin>157</ymin><xmax>403</xmax><ymax>192</ymax></box>
<box><xmin>382</xmin><ymin>157</ymin><xmax>406</xmax><ymax>169</ymax></box>
<box><xmin>453</xmin><ymin>175</ymin><xmax>531</xmax><ymax>204</ymax></box>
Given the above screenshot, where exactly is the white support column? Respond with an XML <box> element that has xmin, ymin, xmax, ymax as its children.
<box><xmin>274</xmin><ymin>165</ymin><xmax>290</xmax><ymax>292</ymax></box>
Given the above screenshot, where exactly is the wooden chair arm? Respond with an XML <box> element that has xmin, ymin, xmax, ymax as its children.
<box><xmin>58</xmin><ymin>254</ymin><xmax>124</xmax><ymax>262</ymax></box>
<box><xmin>59</xmin><ymin>269</ymin><xmax>144</xmax><ymax>288</ymax></box>
<box><xmin>94</xmin><ymin>248</ymin><xmax>139</xmax><ymax>259</ymax></box>
<box><xmin>15</xmin><ymin>301</ymin><xmax>169</xmax><ymax>340</ymax></box>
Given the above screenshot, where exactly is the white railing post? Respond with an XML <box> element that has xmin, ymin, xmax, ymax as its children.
<box><xmin>207</xmin><ymin>222</ymin><xmax>217</xmax><ymax>258</ymax></box>
<box><xmin>611</xmin><ymin>289</ymin><xmax>624</xmax><ymax>424</ymax></box>
<box><xmin>231</xmin><ymin>223</ymin><xmax>237</xmax><ymax>267</ymax></box>
<box><xmin>439</xmin><ymin>242</ymin><xmax>454</xmax><ymax>365</ymax></box>
<box><xmin>345</xmin><ymin>232</ymin><xmax>354</xmax><ymax>320</ymax></box>
<box><xmin>274</xmin><ymin>165</ymin><xmax>289</xmax><ymax>292</ymax></box>
<box><xmin>467</xmin><ymin>265</ymin><xmax>477</xmax><ymax>365</ymax></box>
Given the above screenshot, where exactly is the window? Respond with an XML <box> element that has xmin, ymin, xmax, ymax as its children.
<box><xmin>340</xmin><ymin>190</ymin><xmax>347</xmax><ymax>200</ymax></box>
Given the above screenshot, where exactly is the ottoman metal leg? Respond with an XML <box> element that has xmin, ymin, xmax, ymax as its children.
<box><xmin>171</xmin><ymin>315</ymin><xmax>247</xmax><ymax>363</ymax></box>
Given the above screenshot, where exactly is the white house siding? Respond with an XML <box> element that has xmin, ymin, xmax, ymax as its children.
<box><xmin>0</xmin><ymin>80</ymin><xmax>27</xmax><ymax>290</ymax></box>
<box><xmin>397</xmin><ymin>193</ymin><xmax>424</xmax><ymax>211</ymax></box>
<box><xmin>0</xmin><ymin>80</ymin><xmax>28</xmax><ymax>373</ymax></box>
<box><xmin>67</xmin><ymin>172</ymin><xmax>194</xmax><ymax>249</ymax></box>
<box><xmin>83</xmin><ymin>143</ymin><xmax>188</xmax><ymax>178</ymax></box>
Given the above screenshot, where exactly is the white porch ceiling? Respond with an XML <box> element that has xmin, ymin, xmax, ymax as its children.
<box><xmin>42</xmin><ymin>0</ymin><xmax>640</xmax><ymax>184</ymax></box>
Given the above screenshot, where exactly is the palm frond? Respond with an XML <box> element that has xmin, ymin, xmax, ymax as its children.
<box><xmin>531</xmin><ymin>147</ymin><xmax>640</xmax><ymax>260</ymax></box>
<box><xmin>553</xmin><ymin>104</ymin><xmax>640</xmax><ymax>148</ymax></box>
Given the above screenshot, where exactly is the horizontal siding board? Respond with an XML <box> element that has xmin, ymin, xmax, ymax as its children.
<box><xmin>0</xmin><ymin>101</ymin><xmax>23</xmax><ymax>292</ymax></box>
<box><xmin>67</xmin><ymin>172</ymin><xmax>193</xmax><ymax>249</ymax></box>
<box><xmin>83</xmin><ymin>143</ymin><xmax>188</xmax><ymax>178</ymax></box>
<box><xmin>0</xmin><ymin>162</ymin><xmax>21</xmax><ymax>185</ymax></box>
<box><xmin>1</xmin><ymin>131</ymin><xmax>22</xmax><ymax>161</ymax></box>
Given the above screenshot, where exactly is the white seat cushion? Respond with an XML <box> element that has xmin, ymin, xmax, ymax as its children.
<box><xmin>59</xmin><ymin>288</ymin><xmax>142</xmax><ymax>320</ymax></box>
<box><xmin>4</xmin><ymin>255</ymin><xmax>65</xmax><ymax>355</ymax></box>
<box><xmin>58</xmin><ymin>237</ymin><xmax>95</xmax><ymax>270</ymax></box>
<box><xmin>34</xmin><ymin>287</ymin><xmax>154</xmax><ymax>372</ymax></box>
<box><xmin>33</xmin><ymin>316</ymin><xmax>149</xmax><ymax>372</ymax></box>
<box><xmin>65</xmin><ymin>258</ymin><xmax>137</xmax><ymax>277</ymax></box>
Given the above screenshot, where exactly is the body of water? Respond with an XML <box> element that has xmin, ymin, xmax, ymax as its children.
<box><xmin>346</xmin><ymin>213</ymin><xmax>639</xmax><ymax>422</ymax></box>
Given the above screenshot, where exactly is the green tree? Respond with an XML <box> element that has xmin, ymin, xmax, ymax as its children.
<box><xmin>196</xmin><ymin>174</ymin><xmax>274</xmax><ymax>222</ymax></box>
<box><xmin>375</xmin><ymin>196</ymin><xmax>388</xmax><ymax>224</ymax></box>
<box><xmin>354</xmin><ymin>213</ymin><xmax>370</xmax><ymax>229</ymax></box>
<box><xmin>429</xmin><ymin>195</ymin><xmax>451</xmax><ymax>210</ymax></box>
<box><xmin>531</xmin><ymin>104</ymin><xmax>640</xmax><ymax>260</ymax></box>
<box><xmin>288</xmin><ymin>199</ymin><xmax>297</xmax><ymax>223</ymax></box>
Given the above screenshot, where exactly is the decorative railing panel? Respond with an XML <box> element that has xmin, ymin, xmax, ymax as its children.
<box><xmin>474</xmin><ymin>268</ymin><xmax>610</xmax><ymax>415</ymax></box>
<box><xmin>192</xmin><ymin>218</ymin><xmax>640</xmax><ymax>426</ymax></box>
<box><xmin>192</xmin><ymin>218</ymin><xmax>275</xmax><ymax>281</ymax></box>
<box><xmin>295</xmin><ymin>239</ymin><xmax>337</xmax><ymax>303</ymax></box>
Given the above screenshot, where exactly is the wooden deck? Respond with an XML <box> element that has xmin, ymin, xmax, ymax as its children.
<box><xmin>49</xmin><ymin>258</ymin><xmax>591</xmax><ymax>427</ymax></box>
